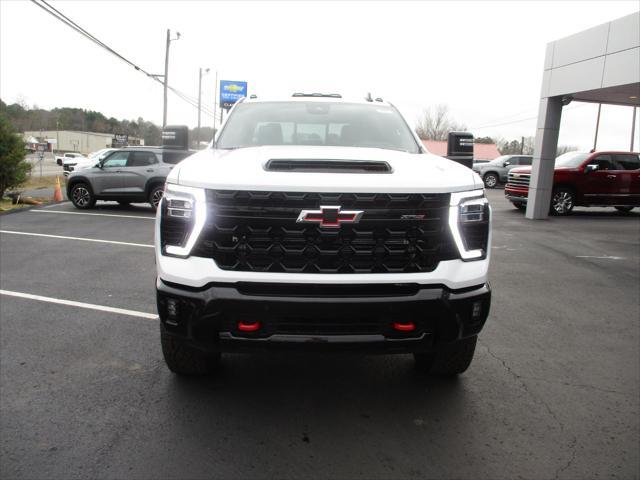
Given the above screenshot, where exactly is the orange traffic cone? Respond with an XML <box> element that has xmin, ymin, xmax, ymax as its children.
<box><xmin>53</xmin><ymin>176</ymin><xmax>63</xmax><ymax>202</ymax></box>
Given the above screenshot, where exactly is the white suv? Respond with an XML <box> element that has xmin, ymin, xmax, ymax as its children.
<box><xmin>155</xmin><ymin>93</ymin><xmax>491</xmax><ymax>376</ymax></box>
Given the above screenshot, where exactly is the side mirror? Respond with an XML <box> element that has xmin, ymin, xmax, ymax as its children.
<box><xmin>584</xmin><ymin>164</ymin><xmax>598</xmax><ymax>173</ymax></box>
<box><xmin>503</xmin><ymin>160</ymin><xmax>511</xmax><ymax>167</ymax></box>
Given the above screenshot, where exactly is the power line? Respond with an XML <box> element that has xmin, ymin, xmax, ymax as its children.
<box><xmin>470</xmin><ymin>103</ymin><xmax>590</xmax><ymax>130</ymax></box>
<box><xmin>30</xmin><ymin>0</ymin><xmax>216</xmax><ymax>120</ymax></box>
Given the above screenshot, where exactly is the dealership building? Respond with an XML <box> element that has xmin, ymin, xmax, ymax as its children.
<box><xmin>527</xmin><ymin>11</ymin><xmax>640</xmax><ymax>219</ymax></box>
<box><xmin>23</xmin><ymin>130</ymin><xmax>144</xmax><ymax>154</ymax></box>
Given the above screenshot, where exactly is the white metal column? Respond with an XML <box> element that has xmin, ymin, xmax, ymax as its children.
<box><xmin>525</xmin><ymin>97</ymin><xmax>563</xmax><ymax>219</ymax></box>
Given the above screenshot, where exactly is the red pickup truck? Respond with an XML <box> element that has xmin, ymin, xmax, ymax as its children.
<box><xmin>504</xmin><ymin>151</ymin><xmax>640</xmax><ymax>215</ymax></box>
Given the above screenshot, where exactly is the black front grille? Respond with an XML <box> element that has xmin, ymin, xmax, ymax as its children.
<box><xmin>190</xmin><ymin>190</ymin><xmax>458</xmax><ymax>273</ymax></box>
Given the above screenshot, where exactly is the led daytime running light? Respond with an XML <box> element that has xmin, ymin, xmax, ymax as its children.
<box><xmin>448</xmin><ymin>189</ymin><xmax>489</xmax><ymax>261</ymax></box>
<box><xmin>163</xmin><ymin>184</ymin><xmax>207</xmax><ymax>257</ymax></box>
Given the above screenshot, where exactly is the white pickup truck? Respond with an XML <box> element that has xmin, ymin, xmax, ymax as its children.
<box><xmin>154</xmin><ymin>93</ymin><xmax>492</xmax><ymax>377</ymax></box>
<box><xmin>55</xmin><ymin>152</ymin><xmax>85</xmax><ymax>166</ymax></box>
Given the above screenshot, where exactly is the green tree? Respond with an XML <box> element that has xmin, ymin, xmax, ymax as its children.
<box><xmin>0</xmin><ymin>114</ymin><xmax>31</xmax><ymax>198</ymax></box>
<box><xmin>474</xmin><ymin>136</ymin><xmax>495</xmax><ymax>144</ymax></box>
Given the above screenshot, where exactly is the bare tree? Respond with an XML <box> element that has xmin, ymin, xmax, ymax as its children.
<box><xmin>556</xmin><ymin>145</ymin><xmax>578</xmax><ymax>156</ymax></box>
<box><xmin>415</xmin><ymin>104</ymin><xmax>466</xmax><ymax>141</ymax></box>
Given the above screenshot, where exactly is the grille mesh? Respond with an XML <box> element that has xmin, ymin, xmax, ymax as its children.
<box><xmin>190</xmin><ymin>190</ymin><xmax>458</xmax><ymax>273</ymax></box>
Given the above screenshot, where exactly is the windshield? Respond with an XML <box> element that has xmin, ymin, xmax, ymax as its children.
<box><xmin>555</xmin><ymin>152</ymin><xmax>589</xmax><ymax>168</ymax></box>
<box><xmin>216</xmin><ymin>101</ymin><xmax>420</xmax><ymax>153</ymax></box>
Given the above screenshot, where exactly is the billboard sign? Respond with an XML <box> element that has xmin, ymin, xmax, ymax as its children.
<box><xmin>113</xmin><ymin>134</ymin><xmax>128</xmax><ymax>147</ymax></box>
<box><xmin>220</xmin><ymin>80</ymin><xmax>247</xmax><ymax>109</ymax></box>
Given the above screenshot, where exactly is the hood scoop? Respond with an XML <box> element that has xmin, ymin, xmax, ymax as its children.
<box><xmin>264</xmin><ymin>159</ymin><xmax>393</xmax><ymax>173</ymax></box>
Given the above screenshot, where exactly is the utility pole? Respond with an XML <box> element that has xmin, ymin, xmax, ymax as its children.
<box><xmin>197</xmin><ymin>67</ymin><xmax>210</xmax><ymax>148</ymax></box>
<box><xmin>162</xmin><ymin>29</ymin><xmax>181</xmax><ymax>128</ymax></box>
<box><xmin>631</xmin><ymin>106</ymin><xmax>637</xmax><ymax>152</ymax></box>
<box><xmin>213</xmin><ymin>70</ymin><xmax>218</xmax><ymax>137</ymax></box>
<box><xmin>593</xmin><ymin>103</ymin><xmax>602</xmax><ymax>152</ymax></box>
<box><xmin>163</xmin><ymin>29</ymin><xmax>170</xmax><ymax>127</ymax></box>
<box><xmin>520</xmin><ymin>136</ymin><xmax>524</xmax><ymax>154</ymax></box>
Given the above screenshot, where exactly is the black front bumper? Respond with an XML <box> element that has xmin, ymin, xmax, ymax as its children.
<box><xmin>156</xmin><ymin>279</ymin><xmax>491</xmax><ymax>354</ymax></box>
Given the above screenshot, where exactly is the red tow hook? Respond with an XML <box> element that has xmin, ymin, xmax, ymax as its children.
<box><xmin>393</xmin><ymin>321</ymin><xmax>416</xmax><ymax>332</ymax></box>
<box><xmin>238</xmin><ymin>321</ymin><xmax>261</xmax><ymax>332</ymax></box>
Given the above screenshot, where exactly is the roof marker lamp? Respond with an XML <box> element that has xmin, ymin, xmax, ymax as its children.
<box><xmin>163</xmin><ymin>183</ymin><xmax>207</xmax><ymax>258</ymax></box>
<box><xmin>449</xmin><ymin>189</ymin><xmax>490</xmax><ymax>261</ymax></box>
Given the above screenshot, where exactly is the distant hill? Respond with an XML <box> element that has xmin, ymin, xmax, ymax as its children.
<box><xmin>0</xmin><ymin>99</ymin><xmax>214</xmax><ymax>147</ymax></box>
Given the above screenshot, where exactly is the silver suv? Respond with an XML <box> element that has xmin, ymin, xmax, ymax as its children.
<box><xmin>66</xmin><ymin>147</ymin><xmax>181</xmax><ymax>209</ymax></box>
<box><xmin>473</xmin><ymin>155</ymin><xmax>533</xmax><ymax>188</ymax></box>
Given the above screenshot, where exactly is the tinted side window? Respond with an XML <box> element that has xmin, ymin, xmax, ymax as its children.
<box><xmin>519</xmin><ymin>157</ymin><xmax>532</xmax><ymax>166</ymax></box>
<box><xmin>593</xmin><ymin>155</ymin><xmax>615</xmax><ymax>170</ymax></box>
<box><xmin>614</xmin><ymin>154</ymin><xmax>640</xmax><ymax>170</ymax></box>
<box><xmin>128</xmin><ymin>151</ymin><xmax>158</xmax><ymax>167</ymax></box>
<box><xmin>103</xmin><ymin>151</ymin><xmax>129</xmax><ymax>168</ymax></box>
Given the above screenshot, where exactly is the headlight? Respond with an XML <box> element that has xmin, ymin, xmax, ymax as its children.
<box><xmin>449</xmin><ymin>190</ymin><xmax>490</xmax><ymax>261</ymax></box>
<box><xmin>161</xmin><ymin>183</ymin><xmax>207</xmax><ymax>258</ymax></box>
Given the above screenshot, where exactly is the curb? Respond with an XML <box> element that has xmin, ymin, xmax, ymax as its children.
<box><xmin>0</xmin><ymin>200</ymin><xmax>69</xmax><ymax>217</ymax></box>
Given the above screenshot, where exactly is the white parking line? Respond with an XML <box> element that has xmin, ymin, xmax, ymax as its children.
<box><xmin>576</xmin><ymin>255</ymin><xmax>624</xmax><ymax>260</ymax></box>
<box><xmin>0</xmin><ymin>230</ymin><xmax>154</xmax><ymax>248</ymax></box>
<box><xmin>32</xmin><ymin>210</ymin><xmax>155</xmax><ymax>220</ymax></box>
<box><xmin>43</xmin><ymin>202</ymin><xmax>70</xmax><ymax>208</ymax></box>
<box><xmin>0</xmin><ymin>289</ymin><xmax>158</xmax><ymax>320</ymax></box>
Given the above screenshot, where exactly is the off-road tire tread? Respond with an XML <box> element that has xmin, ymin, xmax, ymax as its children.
<box><xmin>415</xmin><ymin>335</ymin><xmax>477</xmax><ymax>376</ymax></box>
<box><xmin>161</xmin><ymin>333</ymin><xmax>220</xmax><ymax>376</ymax></box>
<box><xmin>614</xmin><ymin>206</ymin><xmax>634</xmax><ymax>213</ymax></box>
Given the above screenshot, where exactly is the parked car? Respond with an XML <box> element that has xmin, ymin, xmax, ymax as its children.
<box><xmin>504</xmin><ymin>150</ymin><xmax>640</xmax><ymax>215</ymax></box>
<box><xmin>66</xmin><ymin>147</ymin><xmax>190</xmax><ymax>209</ymax></box>
<box><xmin>55</xmin><ymin>152</ymin><xmax>85</xmax><ymax>166</ymax></box>
<box><xmin>64</xmin><ymin>148</ymin><xmax>117</xmax><ymax>176</ymax></box>
<box><xmin>474</xmin><ymin>154</ymin><xmax>533</xmax><ymax>188</ymax></box>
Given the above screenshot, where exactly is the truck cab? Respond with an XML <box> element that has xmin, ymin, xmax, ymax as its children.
<box><xmin>505</xmin><ymin>151</ymin><xmax>640</xmax><ymax>214</ymax></box>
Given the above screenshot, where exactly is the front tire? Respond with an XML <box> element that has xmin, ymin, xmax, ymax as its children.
<box><xmin>414</xmin><ymin>336</ymin><xmax>478</xmax><ymax>376</ymax></box>
<box><xmin>69</xmin><ymin>183</ymin><xmax>96</xmax><ymax>209</ymax></box>
<box><xmin>161</xmin><ymin>332</ymin><xmax>221</xmax><ymax>376</ymax></box>
<box><xmin>513</xmin><ymin>203</ymin><xmax>526</xmax><ymax>211</ymax></box>
<box><xmin>550</xmin><ymin>187</ymin><xmax>575</xmax><ymax>215</ymax></box>
<box><xmin>483</xmin><ymin>173</ymin><xmax>499</xmax><ymax>189</ymax></box>
<box><xmin>614</xmin><ymin>206</ymin><xmax>634</xmax><ymax>213</ymax></box>
<box><xmin>149</xmin><ymin>185</ymin><xmax>164</xmax><ymax>210</ymax></box>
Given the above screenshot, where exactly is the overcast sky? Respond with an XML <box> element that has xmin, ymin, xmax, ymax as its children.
<box><xmin>1</xmin><ymin>0</ymin><xmax>638</xmax><ymax>150</ymax></box>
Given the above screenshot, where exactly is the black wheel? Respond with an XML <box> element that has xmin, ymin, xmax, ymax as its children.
<box><xmin>550</xmin><ymin>187</ymin><xmax>575</xmax><ymax>215</ymax></box>
<box><xmin>414</xmin><ymin>336</ymin><xmax>477</xmax><ymax>376</ymax></box>
<box><xmin>483</xmin><ymin>173</ymin><xmax>499</xmax><ymax>189</ymax></box>
<box><xmin>614</xmin><ymin>206</ymin><xmax>634</xmax><ymax>213</ymax></box>
<box><xmin>69</xmin><ymin>182</ymin><xmax>96</xmax><ymax>209</ymax></box>
<box><xmin>149</xmin><ymin>185</ymin><xmax>164</xmax><ymax>210</ymax></box>
<box><xmin>161</xmin><ymin>332</ymin><xmax>221</xmax><ymax>376</ymax></box>
<box><xmin>513</xmin><ymin>203</ymin><xmax>527</xmax><ymax>211</ymax></box>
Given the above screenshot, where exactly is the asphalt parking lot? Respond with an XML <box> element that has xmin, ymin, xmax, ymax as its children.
<box><xmin>1</xmin><ymin>189</ymin><xmax>638</xmax><ymax>479</ymax></box>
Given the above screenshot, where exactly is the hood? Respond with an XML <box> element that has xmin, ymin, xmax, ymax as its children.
<box><xmin>169</xmin><ymin>146</ymin><xmax>482</xmax><ymax>193</ymax></box>
<box><xmin>510</xmin><ymin>165</ymin><xmax>575</xmax><ymax>175</ymax></box>
<box><xmin>510</xmin><ymin>166</ymin><xmax>532</xmax><ymax>174</ymax></box>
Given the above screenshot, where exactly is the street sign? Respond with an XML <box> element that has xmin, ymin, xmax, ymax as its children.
<box><xmin>220</xmin><ymin>80</ymin><xmax>247</xmax><ymax>110</ymax></box>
